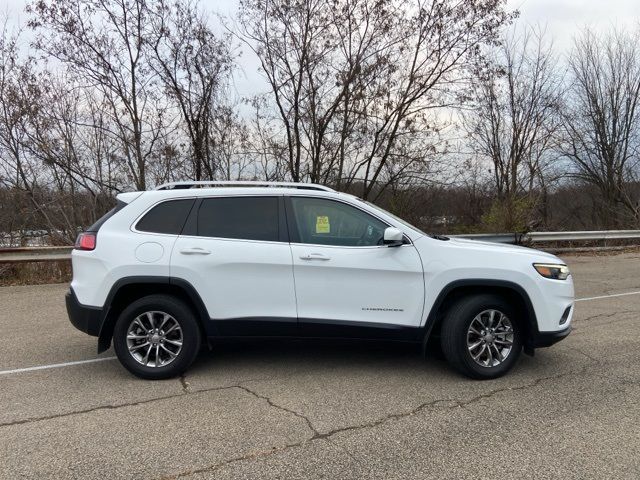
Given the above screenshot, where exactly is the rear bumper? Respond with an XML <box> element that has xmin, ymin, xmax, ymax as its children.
<box><xmin>530</xmin><ymin>325</ymin><xmax>572</xmax><ymax>348</ymax></box>
<box><xmin>65</xmin><ymin>288</ymin><xmax>104</xmax><ymax>336</ymax></box>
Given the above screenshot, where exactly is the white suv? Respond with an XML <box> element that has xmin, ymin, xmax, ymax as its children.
<box><xmin>66</xmin><ymin>181</ymin><xmax>574</xmax><ymax>380</ymax></box>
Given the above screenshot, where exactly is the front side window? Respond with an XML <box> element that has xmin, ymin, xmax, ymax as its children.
<box><xmin>197</xmin><ymin>196</ymin><xmax>279</xmax><ymax>242</ymax></box>
<box><xmin>290</xmin><ymin>197</ymin><xmax>388</xmax><ymax>247</ymax></box>
<box><xmin>136</xmin><ymin>199</ymin><xmax>195</xmax><ymax>235</ymax></box>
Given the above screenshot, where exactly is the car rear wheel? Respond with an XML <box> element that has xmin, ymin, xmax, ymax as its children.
<box><xmin>113</xmin><ymin>295</ymin><xmax>201</xmax><ymax>379</ymax></box>
<box><xmin>440</xmin><ymin>294</ymin><xmax>522</xmax><ymax>379</ymax></box>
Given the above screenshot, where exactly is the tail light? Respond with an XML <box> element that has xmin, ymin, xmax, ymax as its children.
<box><xmin>75</xmin><ymin>232</ymin><xmax>96</xmax><ymax>251</ymax></box>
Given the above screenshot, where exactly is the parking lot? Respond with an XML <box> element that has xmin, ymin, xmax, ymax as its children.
<box><xmin>1</xmin><ymin>252</ymin><xmax>639</xmax><ymax>479</ymax></box>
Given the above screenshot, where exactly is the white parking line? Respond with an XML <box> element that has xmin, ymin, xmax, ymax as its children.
<box><xmin>1</xmin><ymin>290</ymin><xmax>639</xmax><ymax>376</ymax></box>
<box><xmin>575</xmin><ymin>291</ymin><xmax>640</xmax><ymax>302</ymax></box>
<box><xmin>0</xmin><ymin>356</ymin><xmax>117</xmax><ymax>376</ymax></box>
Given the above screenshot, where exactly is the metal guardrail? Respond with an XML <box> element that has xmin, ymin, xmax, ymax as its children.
<box><xmin>1</xmin><ymin>230</ymin><xmax>639</xmax><ymax>262</ymax></box>
<box><xmin>451</xmin><ymin>230</ymin><xmax>640</xmax><ymax>244</ymax></box>
<box><xmin>0</xmin><ymin>246</ymin><xmax>73</xmax><ymax>264</ymax></box>
<box><xmin>528</xmin><ymin>230</ymin><xmax>640</xmax><ymax>242</ymax></box>
<box><xmin>450</xmin><ymin>233</ymin><xmax>521</xmax><ymax>244</ymax></box>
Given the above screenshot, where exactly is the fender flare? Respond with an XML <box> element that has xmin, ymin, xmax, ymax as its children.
<box><xmin>422</xmin><ymin>279</ymin><xmax>539</xmax><ymax>346</ymax></box>
<box><xmin>97</xmin><ymin>276</ymin><xmax>211</xmax><ymax>352</ymax></box>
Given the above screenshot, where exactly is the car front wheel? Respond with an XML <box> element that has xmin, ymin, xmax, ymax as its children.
<box><xmin>113</xmin><ymin>295</ymin><xmax>201</xmax><ymax>380</ymax></box>
<box><xmin>440</xmin><ymin>294</ymin><xmax>523</xmax><ymax>379</ymax></box>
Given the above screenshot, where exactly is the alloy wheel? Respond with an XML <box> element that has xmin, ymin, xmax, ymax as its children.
<box><xmin>466</xmin><ymin>309</ymin><xmax>515</xmax><ymax>367</ymax></box>
<box><xmin>126</xmin><ymin>311</ymin><xmax>183</xmax><ymax>367</ymax></box>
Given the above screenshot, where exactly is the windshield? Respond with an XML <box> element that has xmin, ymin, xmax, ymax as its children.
<box><xmin>363</xmin><ymin>201</ymin><xmax>427</xmax><ymax>236</ymax></box>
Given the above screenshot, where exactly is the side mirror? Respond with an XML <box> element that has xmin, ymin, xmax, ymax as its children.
<box><xmin>383</xmin><ymin>227</ymin><xmax>404</xmax><ymax>247</ymax></box>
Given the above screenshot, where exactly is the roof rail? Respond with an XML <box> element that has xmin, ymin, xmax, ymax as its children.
<box><xmin>154</xmin><ymin>181</ymin><xmax>335</xmax><ymax>192</ymax></box>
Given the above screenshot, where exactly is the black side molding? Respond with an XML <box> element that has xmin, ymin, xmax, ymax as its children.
<box><xmin>212</xmin><ymin>317</ymin><xmax>298</xmax><ymax>337</ymax></box>
<box><xmin>299</xmin><ymin>318</ymin><xmax>422</xmax><ymax>341</ymax></box>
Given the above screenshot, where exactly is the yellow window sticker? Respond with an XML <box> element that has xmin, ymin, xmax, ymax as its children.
<box><xmin>316</xmin><ymin>215</ymin><xmax>330</xmax><ymax>233</ymax></box>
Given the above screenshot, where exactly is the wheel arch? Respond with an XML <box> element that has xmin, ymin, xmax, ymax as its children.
<box><xmin>97</xmin><ymin>276</ymin><xmax>210</xmax><ymax>353</ymax></box>
<box><xmin>423</xmin><ymin>279</ymin><xmax>538</xmax><ymax>351</ymax></box>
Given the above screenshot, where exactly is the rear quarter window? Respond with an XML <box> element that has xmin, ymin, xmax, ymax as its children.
<box><xmin>86</xmin><ymin>201</ymin><xmax>127</xmax><ymax>232</ymax></box>
<box><xmin>135</xmin><ymin>199</ymin><xmax>195</xmax><ymax>235</ymax></box>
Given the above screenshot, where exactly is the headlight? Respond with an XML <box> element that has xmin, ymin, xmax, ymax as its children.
<box><xmin>533</xmin><ymin>263</ymin><xmax>570</xmax><ymax>280</ymax></box>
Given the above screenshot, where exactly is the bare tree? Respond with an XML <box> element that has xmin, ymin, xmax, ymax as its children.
<box><xmin>239</xmin><ymin>0</ymin><xmax>513</xmax><ymax>199</ymax></box>
<box><xmin>561</xmin><ymin>27</ymin><xmax>640</xmax><ymax>227</ymax></box>
<box><xmin>2</xmin><ymin>3</ymin><xmax>254</xmax><ymax>245</ymax></box>
<box><xmin>25</xmin><ymin>74</ymin><xmax>130</xmax><ymax>237</ymax></box>
<box><xmin>0</xmin><ymin>20</ymin><xmax>37</xmax><ymax>191</ymax></box>
<box><xmin>461</xmin><ymin>26</ymin><xmax>564</xmax><ymax>230</ymax></box>
<box><xmin>28</xmin><ymin>0</ymin><xmax>171</xmax><ymax>190</ymax></box>
<box><xmin>148</xmin><ymin>0</ymin><xmax>236</xmax><ymax>180</ymax></box>
<box><xmin>462</xmin><ymin>25</ymin><xmax>563</xmax><ymax>230</ymax></box>
<box><xmin>0</xmin><ymin>19</ymin><xmax>62</xmax><ymax>237</ymax></box>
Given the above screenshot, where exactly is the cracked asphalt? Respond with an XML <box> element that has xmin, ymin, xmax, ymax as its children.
<box><xmin>1</xmin><ymin>252</ymin><xmax>639</xmax><ymax>479</ymax></box>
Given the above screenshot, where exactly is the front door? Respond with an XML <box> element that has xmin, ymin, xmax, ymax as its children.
<box><xmin>286</xmin><ymin>196</ymin><xmax>425</xmax><ymax>339</ymax></box>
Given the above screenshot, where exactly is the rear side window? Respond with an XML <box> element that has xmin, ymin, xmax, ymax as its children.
<box><xmin>197</xmin><ymin>197</ymin><xmax>279</xmax><ymax>242</ymax></box>
<box><xmin>136</xmin><ymin>199</ymin><xmax>195</xmax><ymax>234</ymax></box>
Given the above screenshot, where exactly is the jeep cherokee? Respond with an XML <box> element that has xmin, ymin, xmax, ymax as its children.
<box><xmin>66</xmin><ymin>181</ymin><xmax>574</xmax><ymax>380</ymax></box>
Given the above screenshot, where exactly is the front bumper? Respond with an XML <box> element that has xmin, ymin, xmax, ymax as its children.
<box><xmin>530</xmin><ymin>325</ymin><xmax>572</xmax><ymax>348</ymax></box>
<box><xmin>65</xmin><ymin>288</ymin><xmax>104</xmax><ymax>336</ymax></box>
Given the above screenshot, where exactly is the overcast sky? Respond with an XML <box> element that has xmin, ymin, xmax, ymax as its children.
<box><xmin>509</xmin><ymin>0</ymin><xmax>639</xmax><ymax>49</ymax></box>
<box><xmin>3</xmin><ymin>0</ymin><xmax>639</xmax><ymax>99</ymax></box>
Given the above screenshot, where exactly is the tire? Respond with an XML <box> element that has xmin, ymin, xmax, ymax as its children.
<box><xmin>113</xmin><ymin>295</ymin><xmax>201</xmax><ymax>380</ymax></box>
<box><xmin>440</xmin><ymin>294</ymin><xmax>523</xmax><ymax>380</ymax></box>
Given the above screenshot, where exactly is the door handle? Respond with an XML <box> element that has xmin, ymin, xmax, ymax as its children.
<box><xmin>180</xmin><ymin>247</ymin><xmax>211</xmax><ymax>255</ymax></box>
<box><xmin>300</xmin><ymin>253</ymin><xmax>331</xmax><ymax>261</ymax></box>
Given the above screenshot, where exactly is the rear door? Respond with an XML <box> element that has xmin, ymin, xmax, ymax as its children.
<box><xmin>171</xmin><ymin>195</ymin><xmax>297</xmax><ymax>336</ymax></box>
<box><xmin>286</xmin><ymin>196</ymin><xmax>425</xmax><ymax>338</ymax></box>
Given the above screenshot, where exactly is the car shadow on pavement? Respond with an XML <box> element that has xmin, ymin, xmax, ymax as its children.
<box><xmin>180</xmin><ymin>336</ymin><xmax>570</xmax><ymax>383</ymax></box>
<box><xmin>184</xmin><ymin>337</ymin><xmax>455</xmax><ymax>378</ymax></box>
